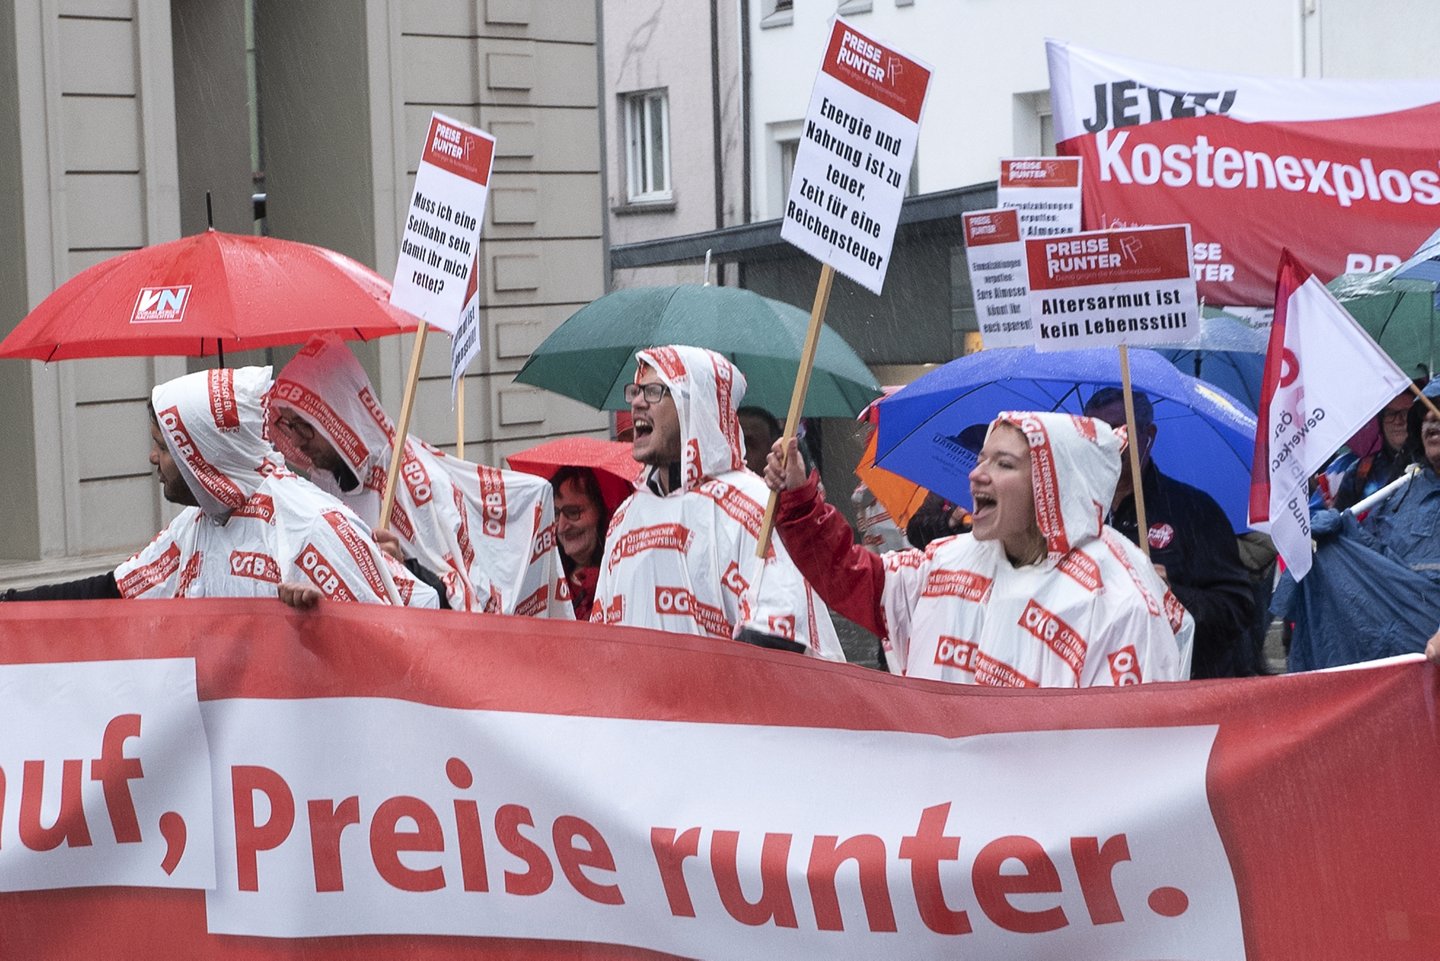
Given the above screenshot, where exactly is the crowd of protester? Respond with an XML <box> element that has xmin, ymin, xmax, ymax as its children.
<box><xmin>8</xmin><ymin>337</ymin><xmax>1437</xmax><ymax>684</ymax></box>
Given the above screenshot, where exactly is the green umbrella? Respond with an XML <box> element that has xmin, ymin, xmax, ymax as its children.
<box><xmin>1328</xmin><ymin>270</ymin><xmax>1438</xmax><ymax>380</ymax></box>
<box><xmin>514</xmin><ymin>284</ymin><xmax>882</xmax><ymax>417</ymax></box>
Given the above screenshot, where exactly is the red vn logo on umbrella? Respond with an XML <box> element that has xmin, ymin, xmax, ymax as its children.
<box><xmin>131</xmin><ymin>286</ymin><xmax>191</xmax><ymax>324</ymax></box>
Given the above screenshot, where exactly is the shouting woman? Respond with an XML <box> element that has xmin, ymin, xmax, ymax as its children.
<box><xmin>765</xmin><ymin>411</ymin><xmax>1191</xmax><ymax>686</ymax></box>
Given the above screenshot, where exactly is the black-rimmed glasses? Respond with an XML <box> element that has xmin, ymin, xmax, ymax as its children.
<box><xmin>623</xmin><ymin>382</ymin><xmax>671</xmax><ymax>405</ymax></box>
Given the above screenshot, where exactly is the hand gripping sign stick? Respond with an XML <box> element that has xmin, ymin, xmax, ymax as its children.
<box><xmin>754</xmin><ymin>18</ymin><xmax>931</xmax><ymax>558</ymax></box>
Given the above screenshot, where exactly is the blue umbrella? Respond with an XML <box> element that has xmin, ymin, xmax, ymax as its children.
<box><xmin>1155</xmin><ymin>307</ymin><xmax>1270</xmax><ymax>411</ymax></box>
<box><xmin>874</xmin><ymin>346</ymin><xmax>1258</xmax><ymax>531</ymax></box>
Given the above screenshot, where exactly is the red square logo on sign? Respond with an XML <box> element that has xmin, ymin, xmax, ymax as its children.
<box><xmin>131</xmin><ymin>286</ymin><xmax>191</xmax><ymax>324</ymax></box>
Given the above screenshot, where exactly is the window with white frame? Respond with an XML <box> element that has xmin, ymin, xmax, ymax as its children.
<box><xmin>623</xmin><ymin>89</ymin><xmax>672</xmax><ymax>203</ymax></box>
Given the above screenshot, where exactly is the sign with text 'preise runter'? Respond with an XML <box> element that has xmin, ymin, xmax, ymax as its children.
<box><xmin>997</xmin><ymin>157</ymin><xmax>1083</xmax><ymax>238</ymax></box>
<box><xmin>963</xmin><ymin>208</ymin><xmax>1034</xmax><ymax>348</ymax></box>
<box><xmin>1027</xmin><ymin>224</ymin><xmax>1198</xmax><ymax>352</ymax></box>
<box><xmin>390</xmin><ymin>113</ymin><xmax>495</xmax><ymax>334</ymax></box>
<box><xmin>781</xmin><ymin>18</ymin><xmax>931</xmax><ymax>294</ymax></box>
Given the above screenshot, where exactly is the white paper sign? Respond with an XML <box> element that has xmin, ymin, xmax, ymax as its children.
<box><xmin>997</xmin><ymin>157</ymin><xmax>1083</xmax><ymax>238</ymax></box>
<box><xmin>963</xmin><ymin>208</ymin><xmax>1033</xmax><ymax>348</ymax></box>
<box><xmin>780</xmin><ymin>18</ymin><xmax>932</xmax><ymax>294</ymax></box>
<box><xmin>0</xmin><ymin>659</ymin><xmax>214</xmax><ymax>892</ymax></box>
<box><xmin>204</xmin><ymin>698</ymin><xmax>1242</xmax><ymax>961</ymax></box>
<box><xmin>1027</xmin><ymin>225</ymin><xmax>1198</xmax><ymax>352</ymax></box>
<box><xmin>450</xmin><ymin>252</ymin><xmax>482</xmax><ymax>400</ymax></box>
<box><xmin>390</xmin><ymin>113</ymin><xmax>495</xmax><ymax>334</ymax></box>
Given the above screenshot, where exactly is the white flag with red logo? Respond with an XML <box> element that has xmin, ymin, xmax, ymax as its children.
<box><xmin>1249</xmin><ymin>249</ymin><xmax>1412</xmax><ymax>579</ymax></box>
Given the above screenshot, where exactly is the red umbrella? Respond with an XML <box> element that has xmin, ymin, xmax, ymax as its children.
<box><xmin>0</xmin><ymin>229</ymin><xmax>419</xmax><ymax>362</ymax></box>
<box><xmin>506</xmin><ymin>436</ymin><xmax>639</xmax><ymax>512</ymax></box>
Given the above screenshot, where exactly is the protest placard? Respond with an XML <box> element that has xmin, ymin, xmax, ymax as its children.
<box><xmin>997</xmin><ymin>157</ymin><xmax>1083</xmax><ymax>238</ymax></box>
<box><xmin>1027</xmin><ymin>224</ymin><xmax>1198</xmax><ymax>352</ymax></box>
<box><xmin>779</xmin><ymin>18</ymin><xmax>931</xmax><ymax>294</ymax></box>
<box><xmin>390</xmin><ymin>113</ymin><xmax>495</xmax><ymax>334</ymax></box>
<box><xmin>450</xmin><ymin>251</ymin><xmax>482</xmax><ymax>400</ymax></box>
<box><xmin>962</xmin><ymin>208</ymin><xmax>1033</xmax><ymax>348</ymax></box>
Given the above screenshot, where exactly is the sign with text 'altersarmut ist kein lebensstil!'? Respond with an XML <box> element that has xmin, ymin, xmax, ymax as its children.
<box><xmin>1027</xmin><ymin>224</ymin><xmax>1198</xmax><ymax>352</ymax></box>
<box><xmin>781</xmin><ymin>18</ymin><xmax>931</xmax><ymax>294</ymax></box>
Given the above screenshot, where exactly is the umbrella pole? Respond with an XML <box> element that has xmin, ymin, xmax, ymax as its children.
<box><xmin>456</xmin><ymin>376</ymin><xmax>466</xmax><ymax>460</ymax></box>
<box><xmin>757</xmin><ymin>264</ymin><xmax>836</xmax><ymax>559</ymax></box>
<box><xmin>379</xmin><ymin>322</ymin><xmax>430</xmax><ymax>530</ymax></box>
<box><xmin>1118</xmin><ymin>344</ymin><xmax>1151</xmax><ymax>560</ymax></box>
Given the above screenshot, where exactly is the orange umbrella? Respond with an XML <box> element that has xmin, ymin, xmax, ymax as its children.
<box><xmin>853</xmin><ymin>387</ymin><xmax>929</xmax><ymax>528</ymax></box>
<box><xmin>855</xmin><ymin>429</ymin><xmax>929</xmax><ymax>528</ymax></box>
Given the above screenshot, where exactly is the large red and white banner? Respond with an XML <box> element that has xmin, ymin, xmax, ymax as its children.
<box><xmin>1047</xmin><ymin>40</ymin><xmax>1440</xmax><ymax>306</ymax></box>
<box><xmin>1</xmin><ymin>599</ymin><xmax>1438</xmax><ymax>959</ymax></box>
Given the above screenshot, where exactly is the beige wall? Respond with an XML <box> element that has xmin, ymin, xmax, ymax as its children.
<box><xmin>0</xmin><ymin>0</ymin><xmax>608</xmax><ymax>586</ymax></box>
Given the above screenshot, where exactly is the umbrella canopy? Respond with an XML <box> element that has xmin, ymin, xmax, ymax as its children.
<box><xmin>852</xmin><ymin>387</ymin><xmax>928</xmax><ymax>527</ymax></box>
<box><xmin>1328</xmin><ymin>269</ymin><xmax>1438</xmax><ymax>381</ymax></box>
<box><xmin>1154</xmin><ymin>307</ymin><xmax>1271</xmax><ymax>411</ymax></box>
<box><xmin>874</xmin><ymin>346</ymin><xmax>1258</xmax><ymax>532</ymax></box>
<box><xmin>505</xmin><ymin>435</ymin><xmax>639</xmax><ymax>512</ymax></box>
<box><xmin>0</xmin><ymin>229</ymin><xmax>419</xmax><ymax>362</ymax></box>
<box><xmin>513</xmin><ymin>284</ymin><xmax>881</xmax><ymax>418</ymax></box>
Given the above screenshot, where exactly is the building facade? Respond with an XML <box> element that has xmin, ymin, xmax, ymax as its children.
<box><xmin>0</xmin><ymin>0</ymin><xmax>607</xmax><ymax>586</ymax></box>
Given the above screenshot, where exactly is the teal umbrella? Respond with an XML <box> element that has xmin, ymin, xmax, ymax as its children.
<box><xmin>1328</xmin><ymin>270</ymin><xmax>1438</xmax><ymax>381</ymax></box>
<box><xmin>514</xmin><ymin>284</ymin><xmax>881</xmax><ymax>417</ymax></box>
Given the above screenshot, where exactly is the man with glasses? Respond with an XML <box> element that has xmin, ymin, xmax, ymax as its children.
<box><xmin>591</xmin><ymin>345</ymin><xmax>845</xmax><ymax>659</ymax></box>
<box><xmin>268</xmin><ymin>335</ymin><xmax>570</xmax><ymax>616</ymax></box>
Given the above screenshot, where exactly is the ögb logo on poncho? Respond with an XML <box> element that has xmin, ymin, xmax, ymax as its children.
<box><xmin>229</xmin><ymin>550</ymin><xmax>281</xmax><ymax>584</ymax></box>
<box><xmin>298</xmin><ymin>543</ymin><xmax>357</xmax><ymax>602</ymax></box>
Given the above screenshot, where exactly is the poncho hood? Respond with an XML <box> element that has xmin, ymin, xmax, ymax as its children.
<box><xmin>634</xmin><ymin>345</ymin><xmax>747</xmax><ymax>493</ymax></box>
<box><xmin>269</xmin><ymin>334</ymin><xmax>394</xmax><ymax>481</ymax></box>
<box><xmin>151</xmin><ymin>366</ymin><xmax>282</xmax><ymax>519</ymax></box>
<box><xmin>991</xmin><ymin>410</ymin><xmax>1123</xmax><ymax>560</ymax></box>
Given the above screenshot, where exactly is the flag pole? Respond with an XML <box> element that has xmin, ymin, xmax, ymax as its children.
<box><xmin>1406</xmin><ymin>381</ymin><xmax>1440</xmax><ymax>420</ymax></box>
<box><xmin>379</xmin><ymin>322</ymin><xmax>429</xmax><ymax>529</ymax></box>
<box><xmin>1118</xmin><ymin>344</ymin><xmax>1151</xmax><ymax>559</ymax></box>
<box><xmin>456</xmin><ymin>376</ymin><xmax>466</xmax><ymax>460</ymax></box>
<box><xmin>756</xmin><ymin>263</ymin><xmax>835</xmax><ymax>558</ymax></box>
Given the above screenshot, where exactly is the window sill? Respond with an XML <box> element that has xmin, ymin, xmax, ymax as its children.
<box><xmin>760</xmin><ymin>9</ymin><xmax>793</xmax><ymax>29</ymax></box>
<box><xmin>837</xmin><ymin>0</ymin><xmax>872</xmax><ymax>13</ymax></box>
<box><xmin>613</xmin><ymin>200</ymin><xmax>677</xmax><ymax>216</ymax></box>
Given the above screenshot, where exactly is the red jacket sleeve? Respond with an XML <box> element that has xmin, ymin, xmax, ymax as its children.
<box><xmin>776</xmin><ymin>471</ymin><xmax>888</xmax><ymax>638</ymax></box>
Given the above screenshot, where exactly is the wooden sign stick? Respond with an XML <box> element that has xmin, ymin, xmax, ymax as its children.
<box><xmin>379</xmin><ymin>322</ymin><xmax>430</xmax><ymax>530</ymax></box>
<box><xmin>756</xmin><ymin>263</ymin><xmax>836</xmax><ymax>558</ymax></box>
<box><xmin>456</xmin><ymin>376</ymin><xmax>466</xmax><ymax>461</ymax></box>
<box><xmin>1118</xmin><ymin>343</ymin><xmax>1151</xmax><ymax>560</ymax></box>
